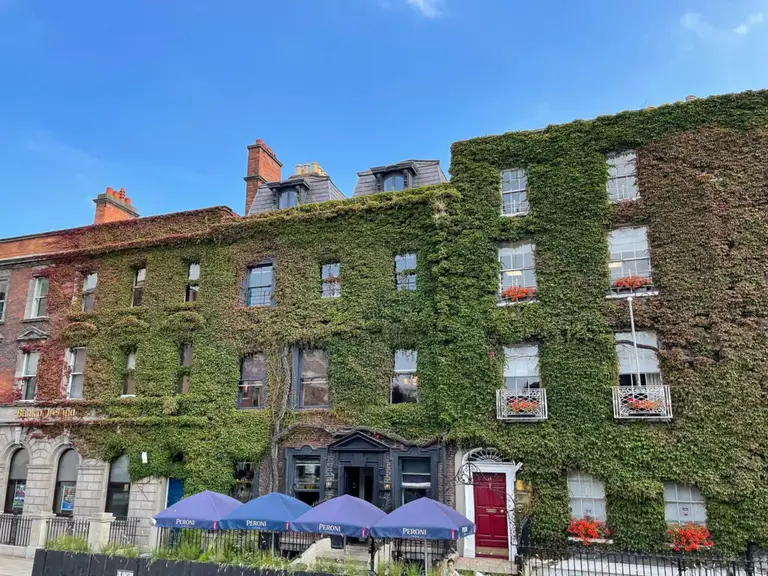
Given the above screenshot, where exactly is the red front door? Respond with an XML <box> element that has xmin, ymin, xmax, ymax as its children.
<box><xmin>473</xmin><ymin>472</ymin><xmax>508</xmax><ymax>558</ymax></box>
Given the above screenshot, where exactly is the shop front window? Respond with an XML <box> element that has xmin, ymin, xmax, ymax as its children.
<box><xmin>294</xmin><ymin>458</ymin><xmax>321</xmax><ymax>506</ymax></box>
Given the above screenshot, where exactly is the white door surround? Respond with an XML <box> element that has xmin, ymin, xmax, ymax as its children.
<box><xmin>460</xmin><ymin>448</ymin><xmax>522</xmax><ymax>560</ymax></box>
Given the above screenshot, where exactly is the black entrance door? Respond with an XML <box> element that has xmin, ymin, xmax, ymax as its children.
<box><xmin>343</xmin><ymin>466</ymin><xmax>375</xmax><ymax>502</ymax></box>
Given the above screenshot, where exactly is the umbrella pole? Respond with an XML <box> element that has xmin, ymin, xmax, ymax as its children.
<box><xmin>424</xmin><ymin>539</ymin><xmax>430</xmax><ymax>576</ymax></box>
<box><xmin>271</xmin><ymin>532</ymin><xmax>275</xmax><ymax>555</ymax></box>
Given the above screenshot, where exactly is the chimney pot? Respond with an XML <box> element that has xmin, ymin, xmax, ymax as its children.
<box><xmin>93</xmin><ymin>186</ymin><xmax>139</xmax><ymax>224</ymax></box>
<box><xmin>295</xmin><ymin>164</ymin><xmax>303</xmax><ymax>175</ymax></box>
<box><xmin>311</xmin><ymin>162</ymin><xmax>319</xmax><ymax>174</ymax></box>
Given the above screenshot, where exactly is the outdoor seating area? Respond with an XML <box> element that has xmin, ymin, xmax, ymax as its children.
<box><xmin>150</xmin><ymin>490</ymin><xmax>475</xmax><ymax>573</ymax></box>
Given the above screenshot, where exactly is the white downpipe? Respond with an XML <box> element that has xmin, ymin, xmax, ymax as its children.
<box><xmin>627</xmin><ymin>296</ymin><xmax>642</xmax><ymax>390</ymax></box>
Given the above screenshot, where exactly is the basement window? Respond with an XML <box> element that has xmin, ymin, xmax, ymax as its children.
<box><xmin>664</xmin><ymin>483</ymin><xmax>707</xmax><ymax>525</ymax></box>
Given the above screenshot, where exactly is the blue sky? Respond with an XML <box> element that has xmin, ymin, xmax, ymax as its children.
<box><xmin>1</xmin><ymin>0</ymin><xmax>767</xmax><ymax>237</ymax></box>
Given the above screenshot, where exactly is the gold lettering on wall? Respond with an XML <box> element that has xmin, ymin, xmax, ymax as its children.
<box><xmin>16</xmin><ymin>408</ymin><xmax>78</xmax><ymax>419</ymax></box>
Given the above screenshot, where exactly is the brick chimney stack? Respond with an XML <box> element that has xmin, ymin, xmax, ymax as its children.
<box><xmin>244</xmin><ymin>139</ymin><xmax>282</xmax><ymax>214</ymax></box>
<box><xmin>93</xmin><ymin>187</ymin><xmax>140</xmax><ymax>225</ymax></box>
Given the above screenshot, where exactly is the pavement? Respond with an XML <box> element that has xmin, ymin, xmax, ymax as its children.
<box><xmin>0</xmin><ymin>556</ymin><xmax>33</xmax><ymax>576</ymax></box>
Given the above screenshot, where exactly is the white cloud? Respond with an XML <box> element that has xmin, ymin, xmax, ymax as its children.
<box><xmin>734</xmin><ymin>12</ymin><xmax>764</xmax><ymax>35</ymax></box>
<box><xmin>681</xmin><ymin>10</ymin><xmax>765</xmax><ymax>40</ymax></box>
<box><xmin>406</xmin><ymin>0</ymin><xmax>442</xmax><ymax>18</ymax></box>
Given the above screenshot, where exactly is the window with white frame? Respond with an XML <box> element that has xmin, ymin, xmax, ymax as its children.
<box><xmin>395</xmin><ymin>253</ymin><xmax>417</xmax><ymax>291</ymax></box>
<box><xmin>664</xmin><ymin>483</ymin><xmax>706</xmax><ymax>525</ymax></box>
<box><xmin>501</xmin><ymin>168</ymin><xmax>528</xmax><ymax>216</ymax></box>
<box><xmin>0</xmin><ymin>278</ymin><xmax>9</xmax><ymax>321</ymax></box>
<box><xmin>238</xmin><ymin>353</ymin><xmax>267</xmax><ymax>409</ymax></box>
<box><xmin>30</xmin><ymin>277</ymin><xmax>49</xmax><ymax>318</ymax></box>
<box><xmin>499</xmin><ymin>242</ymin><xmax>536</xmax><ymax>302</ymax></box>
<box><xmin>321</xmin><ymin>263</ymin><xmax>341</xmax><ymax>298</ymax></box>
<box><xmin>67</xmin><ymin>348</ymin><xmax>86</xmax><ymax>399</ymax></box>
<box><xmin>132</xmin><ymin>268</ymin><xmax>146</xmax><ymax>307</ymax></box>
<box><xmin>391</xmin><ymin>350</ymin><xmax>418</xmax><ymax>403</ymax></box>
<box><xmin>615</xmin><ymin>330</ymin><xmax>661</xmax><ymax>387</ymax></box>
<box><xmin>82</xmin><ymin>273</ymin><xmax>97</xmax><ymax>312</ymax></box>
<box><xmin>123</xmin><ymin>350</ymin><xmax>136</xmax><ymax>396</ymax></box>
<box><xmin>299</xmin><ymin>349</ymin><xmax>329</xmax><ymax>408</ymax></box>
<box><xmin>568</xmin><ymin>472</ymin><xmax>606</xmax><ymax>521</ymax></box>
<box><xmin>608</xmin><ymin>227</ymin><xmax>653</xmax><ymax>294</ymax></box>
<box><xmin>606</xmin><ymin>151</ymin><xmax>638</xmax><ymax>202</ymax></box>
<box><xmin>20</xmin><ymin>351</ymin><xmax>39</xmax><ymax>401</ymax></box>
<box><xmin>185</xmin><ymin>263</ymin><xmax>200</xmax><ymax>303</ymax></box>
<box><xmin>503</xmin><ymin>344</ymin><xmax>540</xmax><ymax>392</ymax></box>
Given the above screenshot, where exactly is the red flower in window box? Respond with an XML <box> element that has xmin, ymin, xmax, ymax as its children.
<box><xmin>506</xmin><ymin>398</ymin><xmax>540</xmax><ymax>413</ymax></box>
<box><xmin>567</xmin><ymin>517</ymin><xmax>610</xmax><ymax>545</ymax></box>
<box><xmin>501</xmin><ymin>286</ymin><xmax>536</xmax><ymax>302</ymax></box>
<box><xmin>626</xmin><ymin>398</ymin><xmax>660</xmax><ymax>411</ymax></box>
<box><xmin>667</xmin><ymin>523</ymin><xmax>713</xmax><ymax>552</ymax></box>
<box><xmin>612</xmin><ymin>276</ymin><xmax>651</xmax><ymax>291</ymax></box>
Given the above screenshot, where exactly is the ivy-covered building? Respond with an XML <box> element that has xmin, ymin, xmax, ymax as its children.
<box><xmin>0</xmin><ymin>90</ymin><xmax>767</xmax><ymax>559</ymax></box>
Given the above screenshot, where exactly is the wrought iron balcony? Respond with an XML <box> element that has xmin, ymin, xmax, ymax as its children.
<box><xmin>612</xmin><ymin>385</ymin><xmax>672</xmax><ymax>421</ymax></box>
<box><xmin>496</xmin><ymin>388</ymin><xmax>548</xmax><ymax>422</ymax></box>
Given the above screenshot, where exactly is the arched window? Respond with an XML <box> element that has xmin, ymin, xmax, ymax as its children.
<box><xmin>4</xmin><ymin>448</ymin><xmax>29</xmax><ymax>514</ymax></box>
<box><xmin>383</xmin><ymin>173</ymin><xmax>405</xmax><ymax>192</ymax></box>
<box><xmin>53</xmin><ymin>449</ymin><xmax>78</xmax><ymax>516</ymax></box>
<box><xmin>105</xmin><ymin>455</ymin><xmax>131</xmax><ymax>519</ymax></box>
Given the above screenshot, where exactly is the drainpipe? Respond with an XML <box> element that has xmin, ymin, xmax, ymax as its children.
<box><xmin>441</xmin><ymin>441</ymin><xmax>447</xmax><ymax>504</ymax></box>
<box><xmin>628</xmin><ymin>296</ymin><xmax>642</xmax><ymax>390</ymax></box>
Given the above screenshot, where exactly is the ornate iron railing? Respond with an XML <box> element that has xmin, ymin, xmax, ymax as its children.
<box><xmin>496</xmin><ymin>388</ymin><xmax>548</xmax><ymax>421</ymax></box>
<box><xmin>612</xmin><ymin>385</ymin><xmax>672</xmax><ymax>420</ymax></box>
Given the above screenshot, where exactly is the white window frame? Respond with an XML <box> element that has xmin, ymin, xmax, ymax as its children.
<box><xmin>31</xmin><ymin>277</ymin><xmax>49</xmax><ymax>318</ymax></box>
<box><xmin>499</xmin><ymin>242</ymin><xmax>537</xmax><ymax>303</ymax></box>
<box><xmin>132</xmin><ymin>268</ymin><xmax>146</xmax><ymax>307</ymax></box>
<box><xmin>20</xmin><ymin>351</ymin><xmax>39</xmax><ymax>401</ymax></box>
<box><xmin>66</xmin><ymin>347</ymin><xmax>86</xmax><ymax>399</ymax></box>
<box><xmin>608</xmin><ymin>227</ymin><xmax>654</xmax><ymax>296</ymax></box>
<box><xmin>567</xmin><ymin>471</ymin><xmax>606</xmax><ymax>521</ymax></box>
<box><xmin>501</xmin><ymin>168</ymin><xmax>528</xmax><ymax>216</ymax></box>
<box><xmin>664</xmin><ymin>483</ymin><xmax>707</xmax><ymax>525</ymax></box>
<box><xmin>395</xmin><ymin>253</ymin><xmax>417</xmax><ymax>291</ymax></box>
<box><xmin>503</xmin><ymin>344</ymin><xmax>540</xmax><ymax>392</ymax></box>
<box><xmin>615</xmin><ymin>330</ymin><xmax>661</xmax><ymax>387</ymax></box>
<box><xmin>321</xmin><ymin>262</ymin><xmax>341</xmax><ymax>299</ymax></box>
<box><xmin>606</xmin><ymin>151</ymin><xmax>638</xmax><ymax>202</ymax></box>
<box><xmin>0</xmin><ymin>278</ymin><xmax>8</xmax><ymax>322</ymax></box>
<box><xmin>82</xmin><ymin>272</ymin><xmax>98</xmax><ymax>312</ymax></box>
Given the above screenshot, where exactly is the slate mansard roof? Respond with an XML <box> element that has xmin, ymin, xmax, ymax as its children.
<box><xmin>246</xmin><ymin>159</ymin><xmax>447</xmax><ymax>215</ymax></box>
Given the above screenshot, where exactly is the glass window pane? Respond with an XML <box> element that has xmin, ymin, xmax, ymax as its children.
<box><xmin>402</xmin><ymin>458</ymin><xmax>430</xmax><ymax>474</ymax></box>
<box><xmin>72</xmin><ymin>349</ymin><xmax>87</xmax><ymax>373</ymax></box>
<box><xmin>391</xmin><ymin>373</ymin><xmax>418</xmax><ymax>403</ymax></box>
<box><xmin>302</xmin><ymin>379</ymin><xmax>328</xmax><ymax>407</ymax></box>
<box><xmin>9</xmin><ymin>448</ymin><xmax>29</xmax><ymax>480</ymax></box>
<box><xmin>83</xmin><ymin>273</ymin><xmax>98</xmax><ymax>292</ymax></box>
<box><xmin>37</xmin><ymin>278</ymin><xmax>49</xmax><ymax>298</ymax></box>
<box><xmin>57</xmin><ymin>450</ymin><xmax>79</xmax><ymax>483</ymax></box>
<box><xmin>135</xmin><ymin>268</ymin><xmax>146</xmax><ymax>284</ymax></box>
<box><xmin>394</xmin><ymin>350</ymin><xmax>417</xmax><ymax>372</ymax></box>
<box><xmin>109</xmin><ymin>455</ymin><xmax>131</xmax><ymax>483</ymax></box>
<box><xmin>69</xmin><ymin>375</ymin><xmax>84</xmax><ymax>398</ymax></box>
<box><xmin>180</xmin><ymin>344</ymin><xmax>193</xmax><ymax>367</ymax></box>
<box><xmin>188</xmin><ymin>263</ymin><xmax>200</xmax><ymax>281</ymax></box>
<box><xmin>322</xmin><ymin>263</ymin><xmax>340</xmax><ymax>279</ymax></box>
<box><xmin>615</xmin><ymin>331</ymin><xmax>659</xmax><ymax>375</ymax></box>
<box><xmin>24</xmin><ymin>352</ymin><xmax>39</xmax><ymax>377</ymax></box>
<box><xmin>301</xmin><ymin>350</ymin><xmax>328</xmax><ymax>379</ymax></box>
<box><xmin>503</xmin><ymin>345</ymin><xmax>539</xmax><ymax>379</ymax></box>
<box><xmin>295</xmin><ymin>460</ymin><xmax>321</xmax><ymax>489</ymax></box>
<box><xmin>241</xmin><ymin>354</ymin><xmax>266</xmax><ymax>381</ymax></box>
<box><xmin>126</xmin><ymin>351</ymin><xmax>137</xmax><ymax>370</ymax></box>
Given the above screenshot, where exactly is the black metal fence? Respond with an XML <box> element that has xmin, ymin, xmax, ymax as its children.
<box><xmin>108</xmin><ymin>517</ymin><xmax>140</xmax><ymax>546</ymax></box>
<box><xmin>156</xmin><ymin>527</ymin><xmax>318</xmax><ymax>559</ymax></box>
<box><xmin>0</xmin><ymin>513</ymin><xmax>32</xmax><ymax>546</ymax></box>
<box><xmin>519</xmin><ymin>545</ymin><xmax>768</xmax><ymax>576</ymax></box>
<box><xmin>46</xmin><ymin>516</ymin><xmax>90</xmax><ymax>543</ymax></box>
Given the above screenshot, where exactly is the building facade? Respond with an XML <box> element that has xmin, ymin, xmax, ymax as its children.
<box><xmin>0</xmin><ymin>90</ymin><xmax>767</xmax><ymax>558</ymax></box>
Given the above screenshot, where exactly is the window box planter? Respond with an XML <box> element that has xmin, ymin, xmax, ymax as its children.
<box><xmin>567</xmin><ymin>517</ymin><xmax>611</xmax><ymax>546</ymax></box>
<box><xmin>612</xmin><ymin>385</ymin><xmax>672</xmax><ymax>420</ymax></box>
<box><xmin>500</xmin><ymin>286</ymin><xmax>537</xmax><ymax>303</ymax></box>
<box><xmin>610</xmin><ymin>276</ymin><xmax>654</xmax><ymax>297</ymax></box>
<box><xmin>496</xmin><ymin>389</ymin><xmax>547</xmax><ymax>421</ymax></box>
<box><xmin>667</xmin><ymin>523</ymin><xmax>714</xmax><ymax>552</ymax></box>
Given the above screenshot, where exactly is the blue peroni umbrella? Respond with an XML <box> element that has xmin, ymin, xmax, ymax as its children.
<box><xmin>153</xmin><ymin>490</ymin><xmax>242</xmax><ymax>530</ymax></box>
<box><xmin>290</xmin><ymin>494</ymin><xmax>386</xmax><ymax>538</ymax></box>
<box><xmin>371</xmin><ymin>497</ymin><xmax>475</xmax><ymax>540</ymax></box>
<box><xmin>219</xmin><ymin>492</ymin><xmax>311</xmax><ymax>531</ymax></box>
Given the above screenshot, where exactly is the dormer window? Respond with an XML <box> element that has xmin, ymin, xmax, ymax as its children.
<box><xmin>383</xmin><ymin>173</ymin><xmax>406</xmax><ymax>192</ymax></box>
<box><xmin>278</xmin><ymin>188</ymin><xmax>298</xmax><ymax>209</ymax></box>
